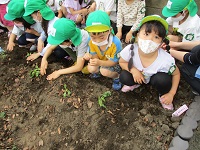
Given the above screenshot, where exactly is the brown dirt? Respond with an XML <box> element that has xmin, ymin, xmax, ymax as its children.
<box><xmin>0</xmin><ymin>33</ymin><xmax>196</xmax><ymax>150</ymax></box>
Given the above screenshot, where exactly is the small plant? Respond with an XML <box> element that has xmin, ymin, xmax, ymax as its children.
<box><xmin>30</xmin><ymin>64</ymin><xmax>40</xmax><ymax>78</ymax></box>
<box><xmin>12</xmin><ymin>145</ymin><xmax>18</xmax><ymax>150</ymax></box>
<box><xmin>0</xmin><ymin>112</ymin><xmax>6</xmax><ymax>118</ymax></box>
<box><xmin>0</xmin><ymin>51</ymin><xmax>7</xmax><ymax>59</ymax></box>
<box><xmin>63</xmin><ymin>84</ymin><xmax>71</xmax><ymax>98</ymax></box>
<box><xmin>98</xmin><ymin>91</ymin><xmax>111</xmax><ymax>108</ymax></box>
<box><xmin>25</xmin><ymin>52</ymin><xmax>32</xmax><ymax>58</ymax></box>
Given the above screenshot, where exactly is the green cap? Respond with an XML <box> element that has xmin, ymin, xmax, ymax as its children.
<box><xmin>4</xmin><ymin>0</ymin><xmax>35</xmax><ymax>24</ymax></box>
<box><xmin>162</xmin><ymin>0</ymin><xmax>198</xmax><ymax>17</ymax></box>
<box><xmin>138</xmin><ymin>15</ymin><xmax>168</xmax><ymax>33</ymax></box>
<box><xmin>85</xmin><ymin>10</ymin><xmax>111</xmax><ymax>33</ymax></box>
<box><xmin>24</xmin><ymin>0</ymin><xmax>55</xmax><ymax>20</ymax></box>
<box><xmin>47</xmin><ymin>18</ymin><xmax>81</xmax><ymax>46</ymax></box>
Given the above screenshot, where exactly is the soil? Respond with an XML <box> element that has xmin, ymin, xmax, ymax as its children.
<box><xmin>0</xmin><ymin>32</ymin><xmax>197</xmax><ymax>150</ymax></box>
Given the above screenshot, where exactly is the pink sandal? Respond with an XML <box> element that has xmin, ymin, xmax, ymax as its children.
<box><xmin>121</xmin><ymin>84</ymin><xmax>140</xmax><ymax>92</ymax></box>
<box><xmin>159</xmin><ymin>96</ymin><xmax>174</xmax><ymax>110</ymax></box>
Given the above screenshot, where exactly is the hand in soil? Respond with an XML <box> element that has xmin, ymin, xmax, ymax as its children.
<box><xmin>46</xmin><ymin>71</ymin><xmax>61</xmax><ymax>80</ymax></box>
<box><xmin>160</xmin><ymin>92</ymin><xmax>174</xmax><ymax>105</ymax></box>
<box><xmin>40</xmin><ymin>59</ymin><xmax>48</xmax><ymax>75</ymax></box>
<box><xmin>7</xmin><ymin>41</ymin><xmax>15</xmax><ymax>51</ymax></box>
<box><xmin>26</xmin><ymin>53</ymin><xmax>40</xmax><ymax>61</ymax></box>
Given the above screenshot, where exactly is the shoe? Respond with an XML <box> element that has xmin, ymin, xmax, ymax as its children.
<box><xmin>90</xmin><ymin>73</ymin><xmax>101</xmax><ymax>79</ymax></box>
<box><xmin>81</xmin><ymin>65</ymin><xmax>90</xmax><ymax>74</ymax></box>
<box><xmin>192</xmin><ymin>90</ymin><xmax>200</xmax><ymax>96</ymax></box>
<box><xmin>30</xmin><ymin>44</ymin><xmax>37</xmax><ymax>51</ymax></box>
<box><xmin>121</xmin><ymin>84</ymin><xmax>140</xmax><ymax>92</ymax></box>
<box><xmin>112</xmin><ymin>78</ymin><xmax>122</xmax><ymax>91</ymax></box>
<box><xmin>159</xmin><ymin>96</ymin><xmax>174</xmax><ymax>110</ymax></box>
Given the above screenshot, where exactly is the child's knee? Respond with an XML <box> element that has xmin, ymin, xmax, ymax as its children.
<box><xmin>100</xmin><ymin>68</ymin><xmax>111</xmax><ymax>77</ymax></box>
<box><xmin>87</xmin><ymin>65</ymin><xmax>98</xmax><ymax>73</ymax></box>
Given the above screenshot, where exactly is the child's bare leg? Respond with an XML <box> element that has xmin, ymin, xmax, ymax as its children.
<box><xmin>100</xmin><ymin>68</ymin><xmax>119</xmax><ymax>79</ymax></box>
<box><xmin>87</xmin><ymin>65</ymin><xmax>99</xmax><ymax>73</ymax></box>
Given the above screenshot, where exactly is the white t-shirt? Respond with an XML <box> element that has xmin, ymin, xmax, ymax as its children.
<box><xmin>47</xmin><ymin>0</ymin><xmax>63</xmax><ymax>13</ymax></box>
<box><xmin>0</xmin><ymin>0</ymin><xmax>9</xmax><ymax>4</ymax></box>
<box><xmin>12</xmin><ymin>22</ymin><xmax>44</xmax><ymax>38</ymax></box>
<box><xmin>166</xmin><ymin>14</ymin><xmax>200</xmax><ymax>42</ymax></box>
<box><xmin>120</xmin><ymin>43</ymin><xmax>175</xmax><ymax>84</ymax></box>
<box><xmin>95</xmin><ymin>0</ymin><xmax>117</xmax><ymax>22</ymax></box>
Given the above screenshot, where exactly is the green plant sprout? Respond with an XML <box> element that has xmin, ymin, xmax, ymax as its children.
<box><xmin>63</xmin><ymin>84</ymin><xmax>71</xmax><ymax>98</ymax></box>
<box><xmin>98</xmin><ymin>91</ymin><xmax>111</xmax><ymax>108</ymax></box>
<box><xmin>25</xmin><ymin>52</ymin><xmax>32</xmax><ymax>58</ymax></box>
<box><xmin>30</xmin><ymin>64</ymin><xmax>40</xmax><ymax>78</ymax></box>
<box><xmin>0</xmin><ymin>51</ymin><xmax>7</xmax><ymax>59</ymax></box>
<box><xmin>0</xmin><ymin>112</ymin><xmax>6</xmax><ymax>118</ymax></box>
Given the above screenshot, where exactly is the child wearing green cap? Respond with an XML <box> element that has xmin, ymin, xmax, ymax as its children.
<box><xmin>38</xmin><ymin>18</ymin><xmax>89</xmax><ymax>79</ymax></box>
<box><xmin>162</xmin><ymin>0</ymin><xmax>200</xmax><ymax>42</ymax></box>
<box><xmin>83</xmin><ymin>10</ymin><xmax>122</xmax><ymax>91</ymax></box>
<box><xmin>24</xmin><ymin>0</ymin><xmax>70</xmax><ymax>61</ymax></box>
<box><xmin>4</xmin><ymin>0</ymin><xmax>43</xmax><ymax>51</ymax></box>
<box><xmin>119</xmin><ymin>15</ymin><xmax>180</xmax><ymax>110</ymax></box>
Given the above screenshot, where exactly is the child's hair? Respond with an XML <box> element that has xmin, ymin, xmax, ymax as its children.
<box><xmin>128</xmin><ymin>20</ymin><xmax>170</xmax><ymax>71</ymax></box>
<box><xmin>14</xmin><ymin>18</ymin><xmax>32</xmax><ymax>29</ymax></box>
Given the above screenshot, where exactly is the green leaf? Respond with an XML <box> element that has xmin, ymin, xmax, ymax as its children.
<box><xmin>98</xmin><ymin>97</ymin><xmax>106</xmax><ymax>108</ymax></box>
<box><xmin>0</xmin><ymin>112</ymin><xmax>6</xmax><ymax>118</ymax></box>
<box><xmin>63</xmin><ymin>92</ymin><xmax>67</xmax><ymax>98</ymax></box>
<box><xmin>67</xmin><ymin>90</ymin><xmax>71</xmax><ymax>96</ymax></box>
<box><xmin>63</xmin><ymin>84</ymin><xmax>67</xmax><ymax>89</ymax></box>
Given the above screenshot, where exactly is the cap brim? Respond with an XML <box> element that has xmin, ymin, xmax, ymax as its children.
<box><xmin>140</xmin><ymin>16</ymin><xmax>168</xmax><ymax>32</ymax></box>
<box><xmin>4</xmin><ymin>13</ymin><xmax>16</xmax><ymax>21</ymax></box>
<box><xmin>47</xmin><ymin>35</ymin><xmax>64</xmax><ymax>45</ymax></box>
<box><xmin>162</xmin><ymin>6</ymin><xmax>178</xmax><ymax>17</ymax></box>
<box><xmin>40</xmin><ymin>7</ymin><xmax>55</xmax><ymax>20</ymax></box>
<box><xmin>71</xmin><ymin>28</ymin><xmax>81</xmax><ymax>46</ymax></box>
<box><xmin>85</xmin><ymin>25</ymin><xmax>110</xmax><ymax>33</ymax></box>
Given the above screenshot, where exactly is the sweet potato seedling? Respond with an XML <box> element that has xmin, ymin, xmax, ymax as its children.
<box><xmin>63</xmin><ymin>84</ymin><xmax>71</xmax><ymax>98</ymax></box>
<box><xmin>98</xmin><ymin>91</ymin><xmax>111</xmax><ymax>108</ymax></box>
<box><xmin>30</xmin><ymin>64</ymin><xmax>40</xmax><ymax>78</ymax></box>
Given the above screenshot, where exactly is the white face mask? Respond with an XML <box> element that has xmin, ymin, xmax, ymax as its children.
<box><xmin>92</xmin><ymin>39</ymin><xmax>108</xmax><ymax>46</ymax></box>
<box><xmin>138</xmin><ymin>37</ymin><xmax>160</xmax><ymax>54</ymax></box>
<box><xmin>171</xmin><ymin>11</ymin><xmax>185</xmax><ymax>22</ymax></box>
<box><xmin>60</xmin><ymin>45</ymin><xmax>69</xmax><ymax>49</ymax></box>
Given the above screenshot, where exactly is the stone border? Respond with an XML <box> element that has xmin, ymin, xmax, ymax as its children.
<box><xmin>169</xmin><ymin>96</ymin><xmax>200</xmax><ymax>150</ymax></box>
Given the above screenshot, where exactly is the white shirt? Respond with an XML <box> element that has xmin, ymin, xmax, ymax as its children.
<box><xmin>12</xmin><ymin>22</ymin><xmax>44</xmax><ymax>38</ymax></box>
<box><xmin>120</xmin><ymin>43</ymin><xmax>175</xmax><ymax>84</ymax></box>
<box><xmin>166</xmin><ymin>14</ymin><xmax>200</xmax><ymax>42</ymax></box>
<box><xmin>95</xmin><ymin>0</ymin><xmax>117</xmax><ymax>22</ymax></box>
<box><xmin>0</xmin><ymin>0</ymin><xmax>9</xmax><ymax>4</ymax></box>
<box><xmin>47</xmin><ymin>0</ymin><xmax>63</xmax><ymax>13</ymax></box>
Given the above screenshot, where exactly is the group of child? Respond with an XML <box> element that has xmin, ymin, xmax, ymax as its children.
<box><xmin>0</xmin><ymin>0</ymin><xmax>200</xmax><ymax>111</ymax></box>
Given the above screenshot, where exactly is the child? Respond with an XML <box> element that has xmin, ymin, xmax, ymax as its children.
<box><xmin>61</xmin><ymin>0</ymin><xmax>95</xmax><ymax>25</ymax></box>
<box><xmin>0</xmin><ymin>0</ymin><xmax>13</xmax><ymax>36</ymax></box>
<box><xmin>116</xmin><ymin>0</ymin><xmax>145</xmax><ymax>43</ymax></box>
<box><xmin>4</xmin><ymin>0</ymin><xmax>42</xmax><ymax>51</ymax></box>
<box><xmin>39</xmin><ymin>18</ymin><xmax>89</xmax><ymax>79</ymax></box>
<box><xmin>83</xmin><ymin>10</ymin><xmax>122</xmax><ymax>91</ymax></box>
<box><xmin>46</xmin><ymin>0</ymin><xmax>64</xmax><ymax>18</ymax></box>
<box><xmin>162</xmin><ymin>0</ymin><xmax>200</xmax><ymax>42</ymax></box>
<box><xmin>24</xmin><ymin>0</ymin><xmax>68</xmax><ymax>61</ymax></box>
<box><xmin>119</xmin><ymin>15</ymin><xmax>180</xmax><ymax>110</ymax></box>
<box><xmin>170</xmin><ymin>41</ymin><xmax>200</xmax><ymax>95</ymax></box>
<box><xmin>94</xmin><ymin>0</ymin><xmax>117</xmax><ymax>25</ymax></box>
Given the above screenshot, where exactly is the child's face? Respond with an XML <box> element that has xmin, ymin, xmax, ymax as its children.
<box><xmin>31</xmin><ymin>11</ymin><xmax>42</xmax><ymax>23</ymax></box>
<box><xmin>138</xmin><ymin>26</ymin><xmax>162</xmax><ymax>44</ymax></box>
<box><xmin>89</xmin><ymin>30</ymin><xmax>110</xmax><ymax>44</ymax></box>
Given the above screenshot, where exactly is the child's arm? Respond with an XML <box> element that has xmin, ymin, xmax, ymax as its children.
<box><xmin>89</xmin><ymin>58</ymin><xmax>117</xmax><ymax>67</ymax></box>
<box><xmin>170</xmin><ymin>41</ymin><xmax>200</xmax><ymax>50</ymax></box>
<box><xmin>68</xmin><ymin>7</ymin><xmax>88</xmax><ymax>16</ymax></box>
<box><xmin>46</xmin><ymin>57</ymin><xmax>85</xmax><ymax>80</ymax></box>
<box><xmin>161</xmin><ymin>66</ymin><xmax>180</xmax><ymax>104</ymax></box>
<box><xmin>25</xmin><ymin>28</ymin><xmax>40</xmax><ymax>36</ymax></box>
<box><xmin>7</xmin><ymin>33</ymin><xmax>16</xmax><ymax>51</ymax></box>
<box><xmin>57</xmin><ymin>9</ymin><xmax>63</xmax><ymax>18</ymax></box>
<box><xmin>40</xmin><ymin>45</ymin><xmax>57</xmax><ymax>75</ymax></box>
<box><xmin>119</xmin><ymin>57</ymin><xmax>144</xmax><ymax>84</ymax></box>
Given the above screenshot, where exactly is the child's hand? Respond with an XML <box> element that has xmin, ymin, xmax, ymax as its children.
<box><xmin>83</xmin><ymin>53</ymin><xmax>92</xmax><ymax>60</ymax></box>
<box><xmin>131</xmin><ymin>69</ymin><xmax>144</xmax><ymax>84</ymax></box>
<box><xmin>125</xmin><ymin>31</ymin><xmax>132</xmax><ymax>43</ymax></box>
<box><xmin>160</xmin><ymin>92</ymin><xmax>174</xmax><ymax>105</ymax></box>
<box><xmin>46</xmin><ymin>71</ymin><xmax>61</xmax><ymax>80</ymax></box>
<box><xmin>89</xmin><ymin>58</ymin><xmax>100</xmax><ymax>66</ymax></box>
<box><xmin>7</xmin><ymin>42</ymin><xmax>15</xmax><ymax>51</ymax></box>
<box><xmin>40</xmin><ymin>59</ymin><xmax>48</xmax><ymax>75</ymax></box>
<box><xmin>26</xmin><ymin>53</ymin><xmax>40</xmax><ymax>61</ymax></box>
